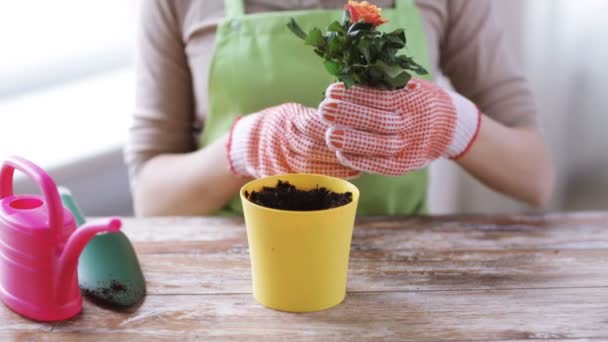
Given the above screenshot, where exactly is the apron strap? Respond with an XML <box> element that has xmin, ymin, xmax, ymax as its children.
<box><xmin>395</xmin><ymin>0</ymin><xmax>414</xmax><ymax>10</ymax></box>
<box><xmin>224</xmin><ymin>0</ymin><xmax>245</xmax><ymax>19</ymax></box>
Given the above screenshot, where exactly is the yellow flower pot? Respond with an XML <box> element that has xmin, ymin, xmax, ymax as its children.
<box><xmin>240</xmin><ymin>174</ymin><xmax>360</xmax><ymax>312</ymax></box>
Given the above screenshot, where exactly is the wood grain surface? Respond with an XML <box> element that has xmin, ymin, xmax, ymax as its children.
<box><xmin>1</xmin><ymin>213</ymin><xmax>607</xmax><ymax>341</ymax></box>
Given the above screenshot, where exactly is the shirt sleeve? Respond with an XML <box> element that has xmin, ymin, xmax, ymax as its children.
<box><xmin>440</xmin><ymin>0</ymin><xmax>538</xmax><ymax>128</ymax></box>
<box><xmin>124</xmin><ymin>0</ymin><xmax>196</xmax><ymax>184</ymax></box>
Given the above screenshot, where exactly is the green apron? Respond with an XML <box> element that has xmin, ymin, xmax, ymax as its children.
<box><xmin>202</xmin><ymin>0</ymin><xmax>433</xmax><ymax>216</ymax></box>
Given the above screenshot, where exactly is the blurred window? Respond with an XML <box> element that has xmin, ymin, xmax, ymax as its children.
<box><xmin>0</xmin><ymin>0</ymin><xmax>134</xmax><ymax>100</ymax></box>
<box><xmin>0</xmin><ymin>1</ymin><xmax>135</xmax><ymax>169</ymax></box>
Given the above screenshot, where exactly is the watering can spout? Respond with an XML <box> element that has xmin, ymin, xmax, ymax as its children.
<box><xmin>55</xmin><ymin>218</ymin><xmax>122</xmax><ymax>302</ymax></box>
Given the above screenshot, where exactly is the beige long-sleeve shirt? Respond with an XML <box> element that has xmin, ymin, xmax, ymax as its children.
<box><xmin>125</xmin><ymin>0</ymin><xmax>537</xmax><ymax>182</ymax></box>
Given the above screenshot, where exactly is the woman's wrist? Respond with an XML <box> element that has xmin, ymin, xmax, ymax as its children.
<box><xmin>443</xmin><ymin>90</ymin><xmax>483</xmax><ymax>159</ymax></box>
<box><xmin>227</xmin><ymin>114</ymin><xmax>260</xmax><ymax>178</ymax></box>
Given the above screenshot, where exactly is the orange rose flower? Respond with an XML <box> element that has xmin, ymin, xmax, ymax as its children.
<box><xmin>345</xmin><ymin>1</ymin><xmax>388</xmax><ymax>27</ymax></box>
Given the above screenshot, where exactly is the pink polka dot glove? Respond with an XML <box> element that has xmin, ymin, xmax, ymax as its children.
<box><xmin>227</xmin><ymin>103</ymin><xmax>360</xmax><ymax>179</ymax></box>
<box><xmin>318</xmin><ymin>79</ymin><xmax>482</xmax><ymax>176</ymax></box>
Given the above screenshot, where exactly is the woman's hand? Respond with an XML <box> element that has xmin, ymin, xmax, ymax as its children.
<box><xmin>318</xmin><ymin>79</ymin><xmax>481</xmax><ymax>176</ymax></box>
<box><xmin>228</xmin><ymin>103</ymin><xmax>360</xmax><ymax>179</ymax></box>
<box><xmin>319</xmin><ymin>79</ymin><xmax>554</xmax><ymax>207</ymax></box>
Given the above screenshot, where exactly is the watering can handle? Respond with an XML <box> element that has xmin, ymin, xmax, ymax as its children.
<box><xmin>0</xmin><ymin>156</ymin><xmax>63</xmax><ymax>232</ymax></box>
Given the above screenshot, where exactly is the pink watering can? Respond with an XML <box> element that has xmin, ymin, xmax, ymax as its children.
<box><xmin>0</xmin><ymin>156</ymin><xmax>121</xmax><ymax>321</ymax></box>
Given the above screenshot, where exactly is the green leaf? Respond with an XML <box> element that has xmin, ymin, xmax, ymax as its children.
<box><xmin>383</xmin><ymin>51</ymin><xmax>399</xmax><ymax>64</ymax></box>
<box><xmin>414</xmin><ymin>65</ymin><xmax>428</xmax><ymax>75</ymax></box>
<box><xmin>370</xmin><ymin>60</ymin><xmax>413</xmax><ymax>89</ymax></box>
<box><xmin>305</xmin><ymin>27</ymin><xmax>325</xmax><ymax>47</ymax></box>
<box><xmin>368</xmin><ymin>37</ymin><xmax>383</xmax><ymax>58</ymax></box>
<box><xmin>339</xmin><ymin>74</ymin><xmax>357</xmax><ymax>89</ymax></box>
<box><xmin>287</xmin><ymin>18</ymin><xmax>308</xmax><ymax>40</ymax></box>
<box><xmin>327</xmin><ymin>21</ymin><xmax>344</xmax><ymax>33</ymax></box>
<box><xmin>397</xmin><ymin>55</ymin><xmax>429</xmax><ymax>75</ymax></box>
<box><xmin>384</xmin><ymin>35</ymin><xmax>405</xmax><ymax>49</ymax></box>
<box><xmin>358</xmin><ymin>38</ymin><xmax>371</xmax><ymax>63</ymax></box>
<box><xmin>408</xmin><ymin>61</ymin><xmax>429</xmax><ymax>75</ymax></box>
<box><xmin>386</xmin><ymin>29</ymin><xmax>405</xmax><ymax>42</ymax></box>
<box><xmin>385</xmin><ymin>71</ymin><xmax>412</xmax><ymax>89</ymax></box>
<box><xmin>324</xmin><ymin>60</ymin><xmax>342</xmax><ymax>76</ymax></box>
<box><xmin>367</xmin><ymin>64</ymin><xmax>384</xmax><ymax>80</ymax></box>
<box><xmin>328</xmin><ymin>36</ymin><xmax>346</xmax><ymax>56</ymax></box>
<box><xmin>375</xmin><ymin>60</ymin><xmax>405</xmax><ymax>78</ymax></box>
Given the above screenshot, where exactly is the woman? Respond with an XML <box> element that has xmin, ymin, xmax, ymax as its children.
<box><xmin>125</xmin><ymin>0</ymin><xmax>554</xmax><ymax>216</ymax></box>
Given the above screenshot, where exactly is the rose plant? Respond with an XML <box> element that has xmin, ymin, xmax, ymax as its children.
<box><xmin>288</xmin><ymin>1</ymin><xmax>428</xmax><ymax>90</ymax></box>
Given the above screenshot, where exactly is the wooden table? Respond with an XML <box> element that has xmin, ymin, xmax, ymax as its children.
<box><xmin>2</xmin><ymin>214</ymin><xmax>608</xmax><ymax>341</ymax></box>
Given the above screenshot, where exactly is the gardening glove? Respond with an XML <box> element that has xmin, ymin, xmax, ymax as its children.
<box><xmin>318</xmin><ymin>78</ymin><xmax>482</xmax><ymax>176</ymax></box>
<box><xmin>227</xmin><ymin>103</ymin><xmax>360</xmax><ymax>179</ymax></box>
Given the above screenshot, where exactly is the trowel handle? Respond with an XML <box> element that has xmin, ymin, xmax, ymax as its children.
<box><xmin>0</xmin><ymin>156</ymin><xmax>63</xmax><ymax>232</ymax></box>
<box><xmin>59</xmin><ymin>187</ymin><xmax>86</xmax><ymax>226</ymax></box>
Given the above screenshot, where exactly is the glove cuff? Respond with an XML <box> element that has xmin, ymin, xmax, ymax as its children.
<box><xmin>227</xmin><ymin>114</ymin><xmax>259</xmax><ymax>178</ymax></box>
<box><xmin>444</xmin><ymin>91</ymin><xmax>482</xmax><ymax>159</ymax></box>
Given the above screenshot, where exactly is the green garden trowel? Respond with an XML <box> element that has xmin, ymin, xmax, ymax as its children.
<box><xmin>59</xmin><ymin>187</ymin><xmax>146</xmax><ymax>307</ymax></box>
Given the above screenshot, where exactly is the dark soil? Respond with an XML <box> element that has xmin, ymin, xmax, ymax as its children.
<box><xmin>81</xmin><ymin>280</ymin><xmax>132</xmax><ymax>309</ymax></box>
<box><xmin>109</xmin><ymin>280</ymin><xmax>127</xmax><ymax>293</ymax></box>
<box><xmin>244</xmin><ymin>180</ymin><xmax>352</xmax><ymax>211</ymax></box>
